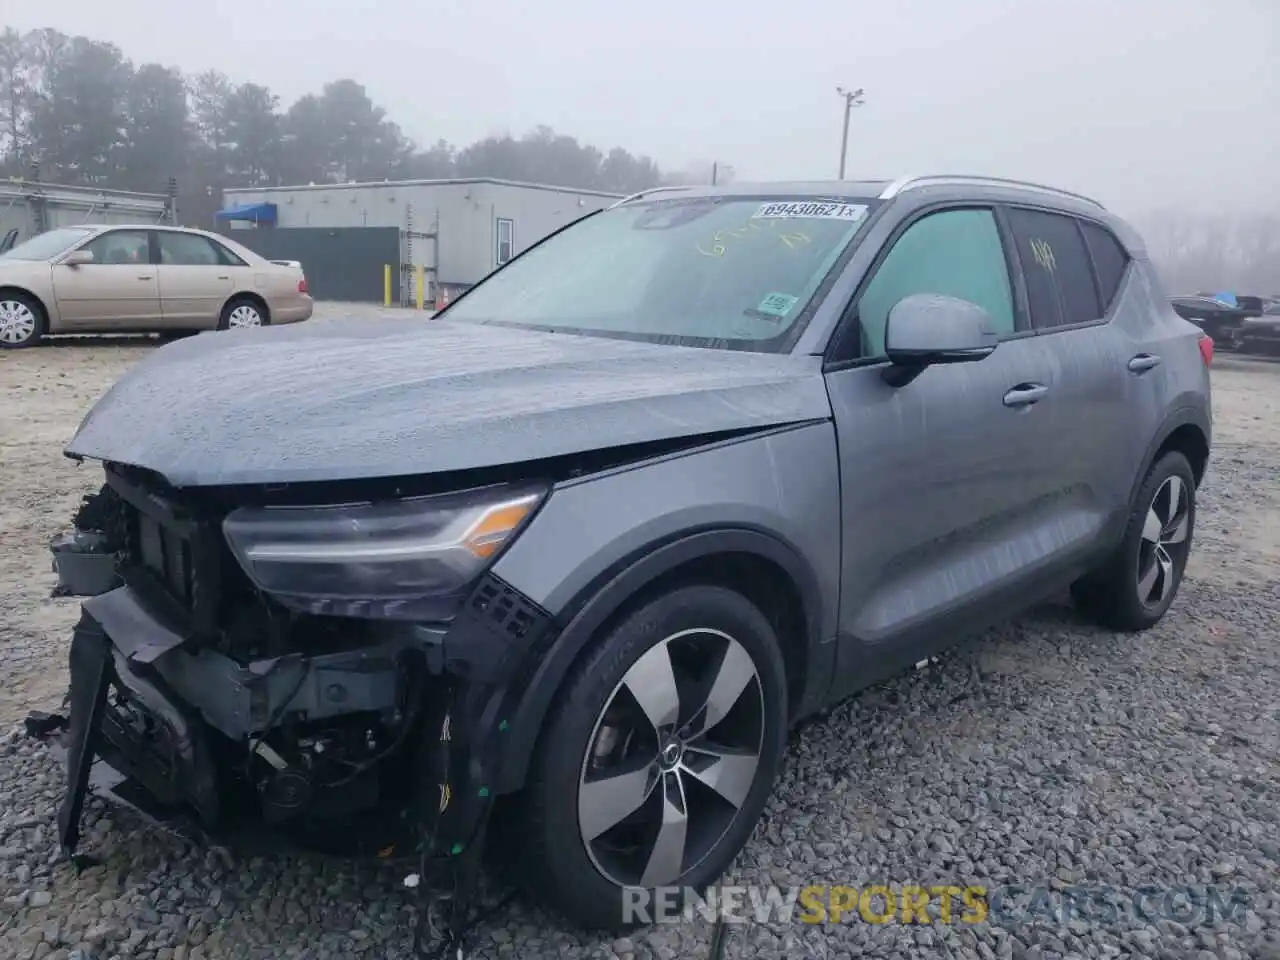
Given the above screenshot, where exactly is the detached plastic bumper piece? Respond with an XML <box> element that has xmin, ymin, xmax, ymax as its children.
<box><xmin>56</xmin><ymin>613</ymin><xmax>112</xmax><ymax>859</ymax></box>
<box><xmin>55</xmin><ymin>604</ymin><xmax>227</xmax><ymax>860</ymax></box>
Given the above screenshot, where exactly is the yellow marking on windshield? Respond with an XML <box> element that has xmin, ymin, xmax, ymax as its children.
<box><xmin>696</xmin><ymin>220</ymin><xmax>812</xmax><ymax>257</ymax></box>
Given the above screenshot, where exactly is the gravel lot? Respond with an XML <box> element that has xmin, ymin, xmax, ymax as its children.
<box><xmin>1</xmin><ymin>315</ymin><xmax>1277</xmax><ymax>960</ymax></box>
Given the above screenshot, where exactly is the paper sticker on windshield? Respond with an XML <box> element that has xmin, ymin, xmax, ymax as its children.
<box><xmin>752</xmin><ymin>201</ymin><xmax>867</xmax><ymax>221</ymax></box>
<box><xmin>756</xmin><ymin>292</ymin><xmax>799</xmax><ymax>317</ymax></box>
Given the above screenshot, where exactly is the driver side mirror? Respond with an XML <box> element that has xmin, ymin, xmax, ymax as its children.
<box><xmin>61</xmin><ymin>249</ymin><xmax>94</xmax><ymax>267</ymax></box>
<box><xmin>882</xmin><ymin>293</ymin><xmax>998</xmax><ymax>386</ymax></box>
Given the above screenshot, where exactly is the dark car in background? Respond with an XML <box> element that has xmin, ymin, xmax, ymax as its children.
<box><xmin>1170</xmin><ymin>293</ymin><xmax>1269</xmax><ymax>350</ymax></box>
<box><xmin>1238</xmin><ymin>299</ymin><xmax>1280</xmax><ymax>353</ymax></box>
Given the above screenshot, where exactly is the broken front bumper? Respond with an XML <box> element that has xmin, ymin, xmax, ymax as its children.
<box><xmin>54</xmin><ymin>576</ymin><xmax>556</xmax><ymax>864</ymax></box>
<box><xmin>57</xmin><ymin>603</ymin><xmax>220</xmax><ymax>856</ymax></box>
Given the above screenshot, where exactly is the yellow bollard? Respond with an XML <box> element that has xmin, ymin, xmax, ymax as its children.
<box><xmin>416</xmin><ymin>264</ymin><xmax>425</xmax><ymax>310</ymax></box>
<box><xmin>384</xmin><ymin>265</ymin><xmax>392</xmax><ymax>307</ymax></box>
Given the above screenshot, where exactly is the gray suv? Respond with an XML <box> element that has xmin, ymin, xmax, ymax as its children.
<box><xmin>51</xmin><ymin>175</ymin><xmax>1211</xmax><ymax>937</ymax></box>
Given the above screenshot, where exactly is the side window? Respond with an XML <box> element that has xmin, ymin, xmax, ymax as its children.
<box><xmin>157</xmin><ymin>232</ymin><xmax>226</xmax><ymax>266</ymax></box>
<box><xmin>854</xmin><ymin>208</ymin><xmax>1015</xmax><ymax>358</ymax></box>
<box><xmin>1004</xmin><ymin>208</ymin><xmax>1101</xmax><ymax>329</ymax></box>
<box><xmin>1079</xmin><ymin>220</ymin><xmax>1130</xmax><ymax>313</ymax></box>
<box><xmin>496</xmin><ymin>218</ymin><xmax>515</xmax><ymax>266</ymax></box>
<box><xmin>82</xmin><ymin>230</ymin><xmax>150</xmax><ymax>265</ymax></box>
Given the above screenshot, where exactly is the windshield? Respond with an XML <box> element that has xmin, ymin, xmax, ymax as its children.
<box><xmin>444</xmin><ymin>195</ymin><xmax>876</xmax><ymax>352</ymax></box>
<box><xmin>1</xmin><ymin>227</ymin><xmax>94</xmax><ymax>261</ymax></box>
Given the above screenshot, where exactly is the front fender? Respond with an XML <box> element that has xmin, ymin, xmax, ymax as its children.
<box><xmin>491</xmin><ymin>526</ymin><xmax>831</xmax><ymax>794</ymax></box>
<box><xmin>488</xmin><ymin>422</ymin><xmax>842</xmax><ymax>793</ymax></box>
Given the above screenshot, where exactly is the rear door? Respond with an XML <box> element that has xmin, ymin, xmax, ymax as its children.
<box><xmin>999</xmin><ymin>206</ymin><xmax>1140</xmax><ymax>544</ymax></box>
<box><xmin>823</xmin><ymin>204</ymin><xmax>1067</xmax><ymax>701</ymax></box>
<box><xmin>51</xmin><ymin>229</ymin><xmax>161</xmax><ymax>331</ymax></box>
<box><xmin>155</xmin><ymin>231</ymin><xmax>238</xmax><ymax>328</ymax></box>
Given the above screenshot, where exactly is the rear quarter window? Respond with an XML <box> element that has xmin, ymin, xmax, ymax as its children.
<box><xmin>1079</xmin><ymin>221</ymin><xmax>1131</xmax><ymax>313</ymax></box>
<box><xmin>211</xmin><ymin>240</ymin><xmax>248</xmax><ymax>268</ymax></box>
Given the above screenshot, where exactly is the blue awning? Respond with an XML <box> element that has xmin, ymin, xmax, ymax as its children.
<box><xmin>215</xmin><ymin>202</ymin><xmax>278</xmax><ymax>224</ymax></box>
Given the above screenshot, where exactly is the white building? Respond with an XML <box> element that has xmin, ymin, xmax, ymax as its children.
<box><xmin>219</xmin><ymin>178</ymin><xmax>623</xmax><ymax>297</ymax></box>
<box><xmin>1</xmin><ymin>180</ymin><xmax>171</xmax><ymax>250</ymax></box>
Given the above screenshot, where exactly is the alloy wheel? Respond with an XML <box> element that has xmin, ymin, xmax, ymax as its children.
<box><xmin>577</xmin><ymin>627</ymin><xmax>765</xmax><ymax>888</ymax></box>
<box><xmin>1136</xmin><ymin>474</ymin><xmax>1191</xmax><ymax>608</ymax></box>
<box><xmin>228</xmin><ymin>305</ymin><xmax>263</xmax><ymax>327</ymax></box>
<box><xmin>0</xmin><ymin>299</ymin><xmax>37</xmax><ymax>344</ymax></box>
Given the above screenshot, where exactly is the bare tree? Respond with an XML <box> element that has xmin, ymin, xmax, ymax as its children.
<box><xmin>1135</xmin><ymin>210</ymin><xmax>1278</xmax><ymax>295</ymax></box>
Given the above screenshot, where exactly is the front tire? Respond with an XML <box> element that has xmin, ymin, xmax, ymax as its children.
<box><xmin>0</xmin><ymin>292</ymin><xmax>46</xmax><ymax>348</ymax></box>
<box><xmin>516</xmin><ymin>584</ymin><xmax>788</xmax><ymax>931</ymax></box>
<box><xmin>1072</xmin><ymin>450</ymin><xmax>1196</xmax><ymax>631</ymax></box>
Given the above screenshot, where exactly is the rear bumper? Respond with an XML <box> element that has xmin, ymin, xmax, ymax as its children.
<box><xmin>273</xmin><ymin>297</ymin><xmax>313</xmax><ymax>324</ymax></box>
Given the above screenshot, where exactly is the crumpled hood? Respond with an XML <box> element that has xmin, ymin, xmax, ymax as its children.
<box><xmin>65</xmin><ymin>317</ymin><xmax>832</xmax><ymax>487</ymax></box>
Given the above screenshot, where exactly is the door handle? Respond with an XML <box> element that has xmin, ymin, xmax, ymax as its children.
<box><xmin>216</xmin><ymin>275</ymin><xmax>229</xmax><ymax>280</ymax></box>
<box><xmin>137</xmin><ymin>275</ymin><xmax>153</xmax><ymax>280</ymax></box>
<box><xmin>1003</xmin><ymin>382</ymin><xmax>1049</xmax><ymax>408</ymax></box>
<box><xmin>1128</xmin><ymin>353</ymin><xmax>1162</xmax><ymax>373</ymax></box>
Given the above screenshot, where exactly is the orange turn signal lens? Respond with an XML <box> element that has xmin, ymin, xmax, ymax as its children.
<box><xmin>461</xmin><ymin>495</ymin><xmax>540</xmax><ymax>559</ymax></box>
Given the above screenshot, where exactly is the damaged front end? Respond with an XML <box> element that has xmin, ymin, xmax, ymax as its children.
<box><xmin>46</xmin><ymin>465</ymin><xmax>557</xmax><ymax>950</ymax></box>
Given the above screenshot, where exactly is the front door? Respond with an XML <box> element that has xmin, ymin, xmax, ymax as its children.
<box><xmin>52</xmin><ymin>229</ymin><xmax>161</xmax><ymax>331</ymax></box>
<box><xmin>822</xmin><ymin>205</ymin><xmax>1067</xmax><ymax>702</ymax></box>
<box><xmin>155</xmin><ymin>231</ymin><xmax>238</xmax><ymax>327</ymax></box>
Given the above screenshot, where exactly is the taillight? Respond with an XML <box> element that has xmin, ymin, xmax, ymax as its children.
<box><xmin>297</xmin><ymin>278</ymin><xmax>308</xmax><ymax>295</ymax></box>
<box><xmin>1198</xmin><ymin>333</ymin><xmax>1213</xmax><ymax>367</ymax></box>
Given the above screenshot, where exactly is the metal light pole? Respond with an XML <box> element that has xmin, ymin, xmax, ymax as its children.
<box><xmin>836</xmin><ymin>86</ymin><xmax>865</xmax><ymax>179</ymax></box>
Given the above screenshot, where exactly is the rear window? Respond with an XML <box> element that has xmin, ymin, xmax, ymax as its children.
<box><xmin>1004</xmin><ymin>207</ymin><xmax>1101</xmax><ymax>329</ymax></box>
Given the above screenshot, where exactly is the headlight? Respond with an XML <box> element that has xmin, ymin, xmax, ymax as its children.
<box><xmin>222</xmin><ymin>483</ymin><xmax>546</xmax><ymax>620</ymax></box>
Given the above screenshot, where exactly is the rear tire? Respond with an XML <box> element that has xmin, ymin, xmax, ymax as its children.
<box><xmin>0</xmin><ymin>292</ymin><xmax>46</xmax><ymax>348</ymax></box>
<box><xmin>514</xmin><ymin>584</ymin><xmax>788</xmax><ymax>932</ymax></box>
<box><xmin>1071</xmin><ymin>451</ymin><xmax>1196</xmax><ymax>631</ymax></box>
<box><xmin>217</xmin><ymin>296</ymin><xmax>268</xmax><ymax>330</ymax></box>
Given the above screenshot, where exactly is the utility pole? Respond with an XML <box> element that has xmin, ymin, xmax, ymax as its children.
<box><xmin>836</xmin><ymin>86</ymin><xmax>865</xmax><ymax>179</ymax></box>
<box><xmin>711</xmin><ymin>162</ymin><xmax>718</xmax><ymax>186</ymax></box>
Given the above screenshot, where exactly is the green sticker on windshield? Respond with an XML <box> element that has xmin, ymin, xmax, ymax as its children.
<box><xmin>756</xmin><ymin>292</ymin><xmax>799</xmax><ymax>317</ymax></box>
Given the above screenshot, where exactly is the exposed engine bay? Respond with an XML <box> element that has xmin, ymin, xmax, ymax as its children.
<box><xmin>60</xmin><ymin>473</ymin><xmax>427</xmax><ymax>840</ymax></box>
<box><xmin>46</xmin><ymin>463</ymin><xmax>559</xmax><ymax>956</ymax></box>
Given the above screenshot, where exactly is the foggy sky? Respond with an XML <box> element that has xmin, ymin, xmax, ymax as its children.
<box><xmin>9</xmin><ymin>0</ymin><xmax>1279</xmax><ymax>218</ymax></box>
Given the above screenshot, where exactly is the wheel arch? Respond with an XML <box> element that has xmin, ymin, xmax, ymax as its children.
<box><xmin>493</xmin><ymin>526</ymin><xmax>828</xmax><ymax>795</ymax></box>
<box><xmin>1159</xmin><ymin>422</ymin><xmax>1210</xmax><ymax>487</ymax></box>
<box><xmin>1131</xmin><ymin>404</ymin><xmax>1211</xmax><ymax>508</ymax></box>
<box><xmin>223</xmin><ymin>291</ymin><xmax>270</xmax><ymax>323</ymax></box>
